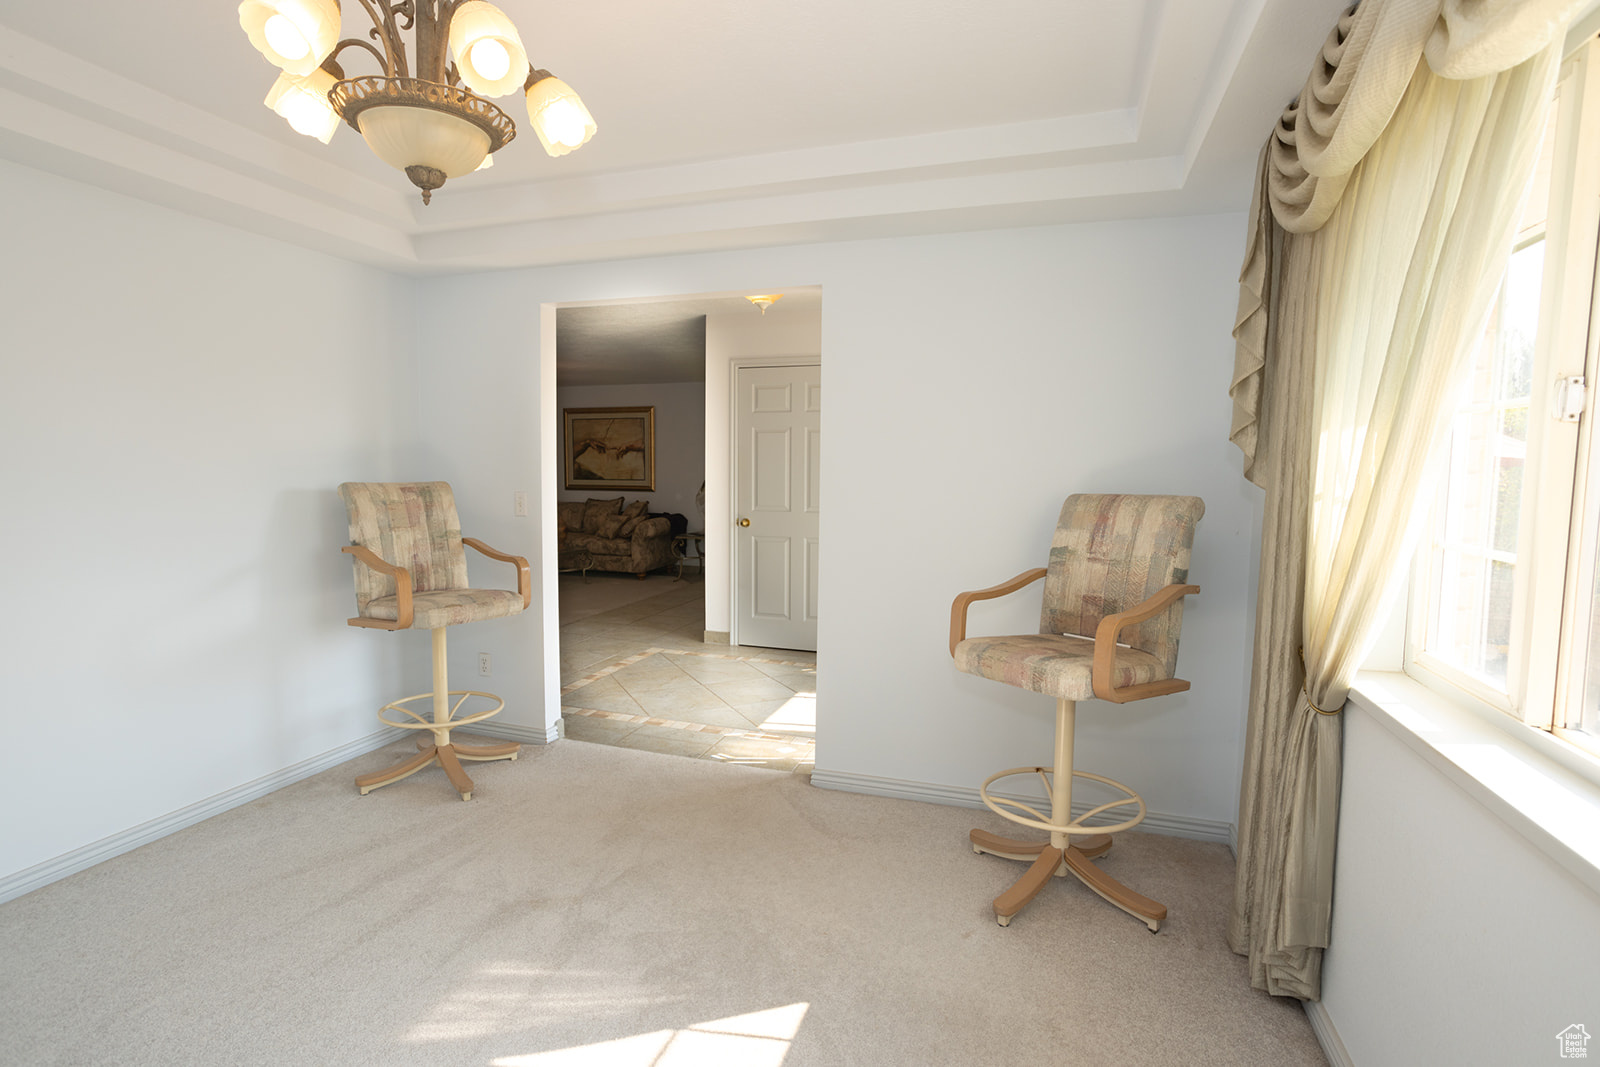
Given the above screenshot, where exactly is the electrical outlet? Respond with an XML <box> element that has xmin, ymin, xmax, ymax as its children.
<box><xmin>513</xmin><ymin>490</ymin><xmax>528</xmax><ymax>516</ymax></box>
<box><xmin>478</xmin><ymin>652</ymin><xmax>491</xmax><ymax>676</ymax></box>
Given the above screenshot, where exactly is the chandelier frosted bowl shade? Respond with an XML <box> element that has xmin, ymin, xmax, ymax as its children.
<box><xmin>264</xmin><ymin>67</ymin><xmax>340</xmax><ymax>143</ymax></box>
<box><xmin>525</xmin><ymin>72</ymin><xmax>597</xmax><ymax>157</ymax></box>
<box><xmin>448</xmin><ymin>2</ymin><xmax>529</xmax><ymax>98</ymax></box>
<box><xmin>238</xmin><ymin>0</ymin><xmax>341</xmax><ymax>77</ymax></box>
<box><xmin>358</xmin><ymin>106</ymin><xmax>493</xmax><ymax>177</ymax></box>
<box><xmin>330</xmin><ymin>76</ymin><xmax>515</xmax><ymax>202</ymax></box>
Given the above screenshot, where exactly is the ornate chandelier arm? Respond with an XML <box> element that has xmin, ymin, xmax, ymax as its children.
<box><xmin>412</xmin><ymin>0</ymin><xmax>469</xmax><ymax>83</ymax></box>
<box><xmin>343</xmin><ymin>0</ymin><xmax>413</xmax><ymax>77</ymax></box>
<box><xmin>328</xmin><ymin>37</ymin><xmax>387</xmax><ymax>75</ymax></box>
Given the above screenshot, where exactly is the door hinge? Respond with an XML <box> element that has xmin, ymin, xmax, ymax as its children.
<box><xmin>1555</xmin><ymin>375</ymin><xmax>1587</xmax><ymax>423</ymax></box>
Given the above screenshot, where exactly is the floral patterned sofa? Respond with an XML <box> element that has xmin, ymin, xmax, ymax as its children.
<box><xmin>557</xmin><ymin>497</ymin><xmax>675</xmax><ymax>578</ymax></box>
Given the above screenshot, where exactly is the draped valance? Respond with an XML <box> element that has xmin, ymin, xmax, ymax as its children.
<box><xmin>1230</xmin><ymin>0</ymin><xmax>1585</xmax><ymax>485</ymax></box>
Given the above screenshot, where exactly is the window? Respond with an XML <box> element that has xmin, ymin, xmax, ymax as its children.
<box><xmin>1409</xmin><ymin>35</ymin><xmax>1600</xmax><ymax>761</ymax></box>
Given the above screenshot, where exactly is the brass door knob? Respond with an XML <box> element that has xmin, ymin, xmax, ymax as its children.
<box><xmin>738</xmin><ymin>518</ymin><xmax>750</xmax><ymax>527</ymax></box>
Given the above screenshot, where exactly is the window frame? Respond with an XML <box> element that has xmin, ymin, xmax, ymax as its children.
<box><xmin>1403</xmin><ymin>34</ymin><xmax>1600</xmax><ymax>764</ymax></box>
<box><xmin>1548</xmin><ymin>38</ymin><xmax>1600</xmax><ymax>750</ymax></box>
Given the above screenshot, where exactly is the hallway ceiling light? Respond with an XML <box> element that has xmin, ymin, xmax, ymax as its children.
<box><xmin>746</xmin><ymin>294</ymin><xmax>784</xmax><ymax>315</ymax></box>
<box><xmin>238</xmin><ymin>0</ymin><xmax>597</xmax><ymax>204</ymax></box>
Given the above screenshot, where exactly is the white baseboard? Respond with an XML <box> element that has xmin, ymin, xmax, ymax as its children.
<box><xmin>809</xmin><ymin>768</ymin><xmax>1234</xmax><ymax>845</ymax></box>
<box><xmin>0</xmin><ymin>727</ymin><xmax>405</xmax><ymax>906</ymax></box>
<box><xmin>1303</xmin><ymin>999</ymin><xmax>1353</xmax><ymax>1067</ymax></box>
<box><xmin>470</xmin><ymin>719</ymin><xmax>563</xmax><ymax>745</ymax></box>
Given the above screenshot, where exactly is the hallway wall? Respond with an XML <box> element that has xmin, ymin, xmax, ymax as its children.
<box><xmin>557</xmin><ymin>380</ymin><xmax>706</xmax><ymax>520</ymax></box>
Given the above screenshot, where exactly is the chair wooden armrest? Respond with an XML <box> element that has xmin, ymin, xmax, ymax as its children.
<box><xmin>1091</xmin><ymin>584</ymin><xmax>1200</xmax><ymax>703</ymax></box>
<box><xmin>342</xmin><ymin>545</ymin><xmax>413</xmax><ymax>630</ymax></box>
<box><xmin>463</xmin><ymin>537</ymin><xmax>532</xmax><ymax>609</ymax></box>
<box><xmin>950</xmin><ymin>568</ymin><xmax>1049</xmax><ymax>656</ymax></box>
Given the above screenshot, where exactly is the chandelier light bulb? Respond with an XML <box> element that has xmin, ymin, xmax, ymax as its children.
<box><xmin>449</xmin><ymin>2</ymin><xmax>529</xmax><ymax>97</ymax></box>
<box><xmin>264</xmin><ymin>68</ymin><xmax>340</xmax><ymax>143</ymax></box>
<box><xmin>470</xmin><ymin>39</ymin><xmax>511</xmax><ymax>82</ymax></box>
<box><xmin>263</xmin><ymin>14</ymin><xmax>311</xmax><ymax>61</ymax></box>
<box><xmin>282</xmin><ymin>94</ymin><xmax>331</xmax><ymax>139</ymax></box>
<box><xmin>542</xmin><ymin>98</ymin><xmax>587</xmax><ymax>147</ymax></box>
<box><xmin>525</xmin><ymin>72</ymin><xmax>597</xmax><ymax>157</ymax></box>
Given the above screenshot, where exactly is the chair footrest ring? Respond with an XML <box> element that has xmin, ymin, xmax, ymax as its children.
<box><xmin>979</xmin><ymin>766</ymin><xmax>1147</xmax><ymax>837</ymax></box>
<box><xmin>377</xmin><ymin>689</ymin><xmax>506</xmax><ymax>731</ymax></box>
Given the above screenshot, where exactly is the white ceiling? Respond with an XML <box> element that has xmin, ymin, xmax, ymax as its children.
<box><xmin>0</xmin><ymin>0</ymin><xmax>1350</xmax><ymax>273</ymax></box>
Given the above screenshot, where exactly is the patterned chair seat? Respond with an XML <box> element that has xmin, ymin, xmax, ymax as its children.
<box><xmin>364</xmin><ymin>589</ymin><xmax>524</xmax><ymax>630</ymax></box>
<box><xmin>953</xmin><ymin>633</ymin><xmax>1167</xmax><ymax>702</ymax></box>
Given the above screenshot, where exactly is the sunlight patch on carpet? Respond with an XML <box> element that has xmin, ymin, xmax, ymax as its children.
<box><xmin>492</xmin><ymin>1003</ymin><xmax>809</xmax><ymax>1066</ymax></box>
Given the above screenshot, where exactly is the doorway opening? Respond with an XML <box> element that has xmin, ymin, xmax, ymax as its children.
<box><xmin>549</xmin><ymin>288</ymin><xmax>821</xmax><ymax>772</ymax></box>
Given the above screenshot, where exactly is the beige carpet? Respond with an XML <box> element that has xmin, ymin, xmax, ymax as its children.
<box><xmin>0</xmin><ymin>738</ymin><xmax>1324</xmax><ymax>1066</ymax></box>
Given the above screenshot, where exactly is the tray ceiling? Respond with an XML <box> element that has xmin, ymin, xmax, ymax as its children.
<box><xmin>0</xmin><ymin>0</ymin><xmax>1349</xmax><ymax>273</ymax></box>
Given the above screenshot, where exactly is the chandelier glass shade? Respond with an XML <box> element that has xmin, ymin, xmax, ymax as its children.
<box><xmin>238</xmin><ymin>0</ymin><xmax>596</xmax><ymax>204</ymax></box>
<box><xmin>239</xmin><ymin>0</ymin><xmax>342</xmax><ymax>76</ymax></box>
<box><xmin>525</xmin><ymin>71</ymin><xmax>597</xmax><ymax>156</ymax></box>
<box><xmin>264</xmin><ymin>66</ymin><xmax>341</xmax><ymax>143</ymax></box>
<box><xmin>448</xmin><ymin>2</ymin><xmax>529</xmax><ymax>98</ymax></box>
<box><xmin>359</xmin><ymin>105</ymin><xmax>492</xmax><ymax>177</ymax></box>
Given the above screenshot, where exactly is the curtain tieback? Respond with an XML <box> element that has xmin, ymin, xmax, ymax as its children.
<box><xmin>1298</xmin><ymin>647</ymin><xmax>1343</xmax><ymax>715</ymax></box>
<box><xmin>1301</xmin><ymin>682</ymin><xmax>1342</xmax><ymax>715</ymax></box>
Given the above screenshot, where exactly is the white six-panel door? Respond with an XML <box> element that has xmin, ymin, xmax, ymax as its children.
<box><xmin>734</xmin><ymin>364</ymin><xmax>819</xmax><ymax>651</ymax></box>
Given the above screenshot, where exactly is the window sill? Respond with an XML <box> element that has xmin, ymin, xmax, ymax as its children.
<box><xmin>1349</xmin><ymin>670</ymin><xmax>1600</xmax><ymax>898</ymax></box>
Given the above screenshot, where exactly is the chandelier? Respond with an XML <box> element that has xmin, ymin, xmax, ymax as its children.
<box><xmin>239</xmin><ymin>0</ymin><xmax>597</xmax><ymax>204</ymax></box>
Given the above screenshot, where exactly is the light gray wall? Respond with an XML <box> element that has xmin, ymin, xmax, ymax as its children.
<box><xmin>814</xmin><ymin>218</ymin><xmax>1257</xmax><ymax>827</ymax></box>
<box><xmin>1320</xmin><ymin>705</ymin><xmax>1600</xmax><ymax>1064</ymax></box>
<box><xmin>0</xmin><ymin>160</ymin><xmax>420</xmax><ymax>884</ymax></box>
<box><xmin>556</xmin><ymin>381</ymin><xmax>706</xmax><ymax>521</ymax></box>
<box><xmin>410</xmin><ymin>213</ymin><xmax>1262</xmax><ymax>834</ymax></box>
<box><xmin>410</xmin><ymin>272</ymin><xmax>549</xmax><ymax>739</ymax></box>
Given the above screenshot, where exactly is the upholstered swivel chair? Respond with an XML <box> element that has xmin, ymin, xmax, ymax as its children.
<box><xmin>949</xmin><ymin>494</ymin><xmax>1203</xmax><ymax>930</ymax></box>
<box><xmin>339</xmin><ymin>482</ymin><xmax>531</xmax><ymax>801</ymax></box>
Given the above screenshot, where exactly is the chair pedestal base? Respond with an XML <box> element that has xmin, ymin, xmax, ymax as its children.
<box><xmin>357</xmin><ymin>737</ymin><xmax>521</xmax><ymax>802</ymax></box>
<box><xmin>971</xmin><ymin>829</ymin><xmax>1166</xmax><ymax>931</ymax></box>
<box><xmin>972</xmin><ymin>697</ymin><xmax>1165</xmax><ymax>931</ymax></box>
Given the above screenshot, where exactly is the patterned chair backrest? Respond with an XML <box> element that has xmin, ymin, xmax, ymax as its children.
<box><xmin>339</xmin><ymin>482</ymin><xmax>469</xmax><ymax>613</ymax></box>
<box><xmin>1039</xmin><ymin>494</ymin><xmax>1204</xmax><ymax>678</ymax></box>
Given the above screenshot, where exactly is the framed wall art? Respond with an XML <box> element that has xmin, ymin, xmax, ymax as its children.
<box><xmin>563</xmin><ymin>406</ymin><xmax>656</xmax><ymax>491</ymax></box>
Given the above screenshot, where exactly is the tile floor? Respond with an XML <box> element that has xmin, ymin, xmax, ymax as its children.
<box><xmin>558</xmin><ymin>572</ymin><xmax>816</xmax><ymax>774</ymax></box>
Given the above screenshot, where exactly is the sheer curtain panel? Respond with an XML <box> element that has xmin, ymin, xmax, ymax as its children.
<box><xmin>1227</xmin><ymin>0</ymin><xmax>1581</xmax><ymax>1000</ymax></box>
